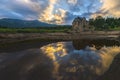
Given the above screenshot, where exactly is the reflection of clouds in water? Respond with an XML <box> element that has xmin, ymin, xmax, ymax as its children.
<box><xmin>41</xmin><ymin>42</ymin><xmax>120</xmax><ymax>80</ymax></box>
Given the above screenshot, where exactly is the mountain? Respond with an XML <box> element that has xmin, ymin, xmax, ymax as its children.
<box><xmin>0</xmin><ymin>18</ymin><xmax>56</xmax><ymax>28</ymax></box>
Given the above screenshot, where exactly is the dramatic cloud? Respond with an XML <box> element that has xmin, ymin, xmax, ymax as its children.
<box><xmin>0</xmin><ymin>0</ymin><xmax>120</xmax><ymax>24</ymax></box>
<box><xmin>39</xmin><ymin>0</ymin><xmax>66</xmax><ymax>24</ymax></box>
<box><xmin>0</xmin><ymin>0</ymin><xmax>42</xmax><ymax>20</ymax></box>
<box><xmin>91</xmin><ymin>0</ymin><xmax>120</xmax><ymax>18</ymax></box>
<box><xmin>39</xmin><ymin>0</ymin><xmax>102</xmax><ymax>24</ymax></box>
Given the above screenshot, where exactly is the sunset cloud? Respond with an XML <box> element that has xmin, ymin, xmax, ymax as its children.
<box><xmin>0</xmin><ymin>0</ymin><xmax>120</xmax><ymax>24</ymax></box>
<box><xmin>91</xmin><ymin>0</ymin><xmax>120</xmax><ymax>18</ymax></box>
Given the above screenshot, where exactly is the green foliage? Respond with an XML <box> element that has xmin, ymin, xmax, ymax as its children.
<box><xmin>89</xmin><ymin>16</ymin><xmax>120</xmax><ymax>31</ymax></box>
<box><xmin>0</xmin><ymin>26</ymin><xmax>72</xmax><ymax>33</ymax></box>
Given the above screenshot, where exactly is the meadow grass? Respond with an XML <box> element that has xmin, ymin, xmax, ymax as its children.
<box><xmin>0</xmin><ymin>27</ymin><xmax>71</xmax><ymax>33</ymax></box>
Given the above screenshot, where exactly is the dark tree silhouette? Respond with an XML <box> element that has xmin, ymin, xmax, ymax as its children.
<box><xmin>89</xmin><ymin>16</ymin><xmax>120</xmax><ymax>30</ymax></box>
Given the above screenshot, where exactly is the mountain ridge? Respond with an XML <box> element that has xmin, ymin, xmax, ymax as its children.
<box><xmin>0</xmin><ymin>18</ymin><xmax>56</xmax><ymax>28</ymax></box>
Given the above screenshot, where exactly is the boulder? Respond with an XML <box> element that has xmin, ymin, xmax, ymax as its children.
<box><xmin>72</xmin><ymin>17</ymin><xmax>91</xmax><ymax>32</ymax></box>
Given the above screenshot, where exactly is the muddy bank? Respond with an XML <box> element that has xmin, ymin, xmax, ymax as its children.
<box><xmin>0</xmin><ymin>31</ymin><xmax>120</xmax><ymax>44</ymax></box>
<box><xmin>0</xmin><ymin>33</ymin><xmax>120</xmax><ymax>53</ymax></box>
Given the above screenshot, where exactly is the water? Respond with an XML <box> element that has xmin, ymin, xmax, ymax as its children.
<box><xmin>41</xmin><ymin>41</ymin><xmax>120</xmax><ymax>80</ymax></box>
<box><xmin>0</xmin><ymin>39</ymin><xmax>120</xmax><ymax>80</ymax></box>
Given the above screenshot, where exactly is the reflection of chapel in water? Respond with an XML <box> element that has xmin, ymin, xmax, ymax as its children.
<box><xmin>72</xmin><ymin>17</ymin><xmax>93</xmax><ymax>32</ymax></box>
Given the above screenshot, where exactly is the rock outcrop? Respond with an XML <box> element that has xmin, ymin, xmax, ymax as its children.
<box><xmin>72</xmin><ymin>17</ymin><xmax>91</xmax><ymax>32</ymax></box>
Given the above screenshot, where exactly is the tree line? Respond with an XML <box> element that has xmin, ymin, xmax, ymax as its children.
<box><xmin>89</xmin><ymin>16</ymin><xmax>120</xmax><ymax>30</ymax></box>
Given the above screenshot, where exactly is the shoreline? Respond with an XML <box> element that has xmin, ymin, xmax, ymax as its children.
<box><xmin>0</xmin><ymin>31</ymin><xmax>120</xmax><ymax>44</ymax></box>
<box><xmin>0</xmin><ymin>31</ymin><xmax>120</xmax><ymax>52</ymax></box>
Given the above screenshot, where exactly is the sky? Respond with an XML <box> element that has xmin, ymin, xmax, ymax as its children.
<box><xmin>0</xmin><ymin>0</ymin><xmax>120</xmax><ymax>24</ymax></box>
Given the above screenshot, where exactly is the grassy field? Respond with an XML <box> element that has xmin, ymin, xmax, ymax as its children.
<box><xmin>0</xmin><ymin>26</ymin><xmax>120</xmax><ymax>33</ymax></box>
<box><xmin>0</xmin><ymin>26</ymin><xmax>71</xmax><ymax>33</ymax></box>
<box><xmin>109</xmin><ymin>27</ymin><xmax>120</xmax><ymax>31</ymax></box>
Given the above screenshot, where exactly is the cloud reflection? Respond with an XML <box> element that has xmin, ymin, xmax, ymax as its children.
<box><xmin>41</xmin><ymin>42</ymin><xmax>120</xmax><ymax>80</ymax></box>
